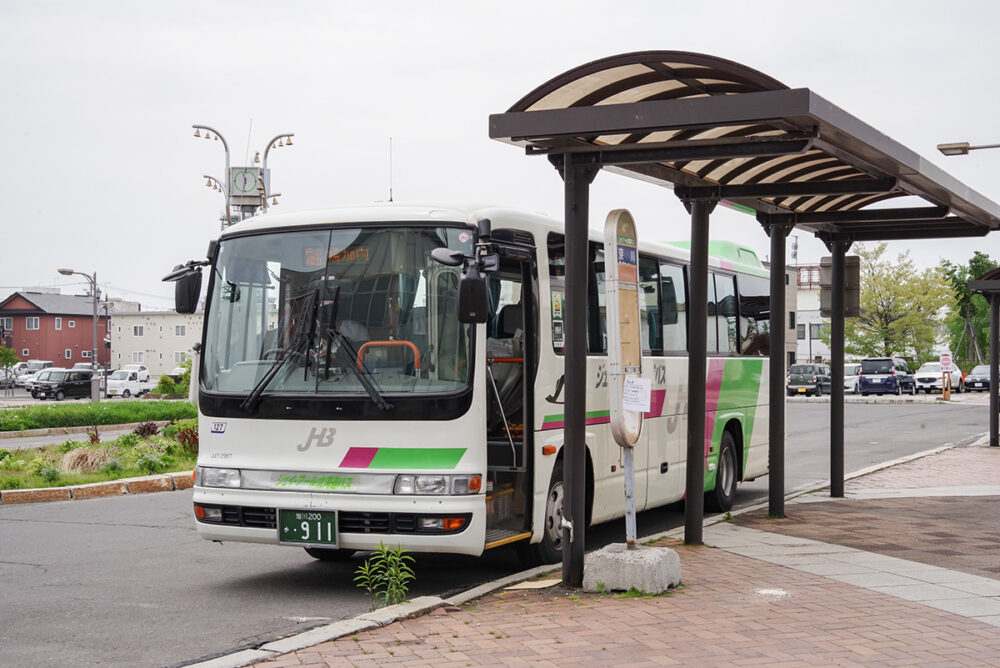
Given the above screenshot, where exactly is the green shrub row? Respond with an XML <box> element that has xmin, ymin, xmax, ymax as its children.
<box><xmin>0</xmin><ymin>401</ymin><xmax>197</xmax><ymax>432</ymax></box>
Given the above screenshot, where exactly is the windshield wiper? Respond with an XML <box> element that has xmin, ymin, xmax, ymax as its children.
<box><xmin>241</xmin><ymin>290</ymin><xmax>318</xmax><ymax>411</ymax></box>
<box><xmin>321</xmin><ymin>286</ymin><xmax>392</xmax><ymax>411</ymax></box>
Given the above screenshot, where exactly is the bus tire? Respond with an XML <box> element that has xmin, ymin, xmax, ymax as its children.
<box><xmin>706</xmin><ymin>431</ymin><xmax>738</xmax><ymax>513</ymax></box>
<box><xmin>535</xmin><ymin>465</ymin><xmax>566</xmax><ymax>564</ymax></box>
<box><xmin>304</xmin><ymin>547</ymin><xmax>355</xmax><ymax>562</ymax></box>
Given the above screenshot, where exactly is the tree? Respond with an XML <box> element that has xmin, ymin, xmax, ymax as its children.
<box><xmin>0</xmin><ymin>346</ymin><xmax>18</xmax><ymax>373</ymax></box>
<box><xmin>941</xmin><ymin>251</ymin><xmax>997</xmax><ymax>367</ymax></box>
<box><xmin>837</xmin><ymin>243</ymin><xmax>952</xmax><ymax>363</ymax></box>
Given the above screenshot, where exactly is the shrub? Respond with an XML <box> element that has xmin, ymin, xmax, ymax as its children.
<box><xmin>0</xmin><ymin>448</ymin><xmax>10</xmax><ymax>461</ymax></box>
<box><xmin>28</xmin><ymin>456</ymin><xmax>52</xmax><ymax>475</ymax></box>
<box><xmin>62</xmin><ymin>447</ymin><xmax>113</xmax><ymax>473</ymax></box>
<box><xmin>132</xmin><ymin>421</ymin><xmax>160</xmax><ymax>438</ymax></box>
<box><xmin>0</xmin><ymin>401</ymin><xmax>197</xmax><ymax>432</ymax></box>
<box><xmin>175</xmin><ymin>427</ymin><xmax>199</xmax><ymax>455</ymax></box>
<box><xmin>155</xmin><ymin>375</ymin><xmax>176</xmax><ymax>395</ymax></box>
<box><xmin>0</xmin><ymin>477</ymin><xmax>23</xmax><ymax>489</ymax></box>
<box><xmin>57</xmin><ymin>439</ymin><xmax>83</xmax><ymax>454</ymax></box>
<box><xmin>162</xmin><ymin>419</ymin><xmax>197</xmax><ymax>440</ymax></box>
<box><xmin>113</xmin><ymin>433</ymin><xmax>141</xmax><ymax>449</ymax></box>
<box><xmin>40</xmin><ymin>466</ymin><xmax>60</xmax><ymax>483</ymax></box>
<box><xmin>123</xmin><ymin>440</ymin><xmax>174</xmax><ymax>474</ymax></box>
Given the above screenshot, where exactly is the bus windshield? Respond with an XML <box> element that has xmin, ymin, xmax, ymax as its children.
<box><xmin>201</xmin><ymin>225</ymin><xmax>474</xmax><ymax>400</ymax></box>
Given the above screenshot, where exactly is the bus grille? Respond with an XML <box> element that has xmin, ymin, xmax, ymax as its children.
<box><xmin>200</xmin><ymin>505</ymin><xmax>466</xmax><ymax>535</ymax></box>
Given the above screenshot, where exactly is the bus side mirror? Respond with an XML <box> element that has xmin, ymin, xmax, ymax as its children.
<box><xmin>458</xmin><ymin>263</ymin><xmax>489</xmax><ymax>324</ymax></box>
<box><xmin>165</xmin><ymin>266</ymin><xmax>203</xmax><ymax>314</ymax></box>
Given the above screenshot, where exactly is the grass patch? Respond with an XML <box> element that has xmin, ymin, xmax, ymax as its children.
<box><xmin>0</xmin><ymin>430</ymin><xmax>197</xmax><ymax>490</ymax></box>
<box><xmin>0</xmin><ymin>401</ymin><xmax>196</xmax><ymax>432</ymax></box>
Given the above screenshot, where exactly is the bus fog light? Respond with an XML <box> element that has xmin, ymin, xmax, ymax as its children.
<box><xmin>418</xmin><ymin>517</ymin><xmax>444</xmax><ymax>530</ymax></box>
<box><xmin>202</xmin><ymin>467</ymin><xmax>241</xmax><ymax>488</ymax></box>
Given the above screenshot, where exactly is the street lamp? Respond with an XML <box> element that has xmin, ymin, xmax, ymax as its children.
<box><xmin>57</xmin><ymin>267</ymin><xmax>100</xmax><ymax>402</ymax></box>
<box><xmin>260</xmin><ymin>133</ymin><xmax>294</xmax><ymax>212</ymax></box>
<box><xmin>202</xmin><ymin>174</ymin><xmax>228</xmax><ymax>227</ymax></box>
<box><xmin>193</xmin><ymin>124</ymin><xmax>231</xmax><ymax>230</ymax></box>
<box><xmin>937</xmin><ymin>141</ymin><xmax>1000</xmax><ymax>156</ymax></box>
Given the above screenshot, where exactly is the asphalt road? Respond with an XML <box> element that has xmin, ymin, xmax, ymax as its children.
<box><xmin>0</xmin><ymin>399</ymin><xmax>989</xmax><ymax>667</ymax></box>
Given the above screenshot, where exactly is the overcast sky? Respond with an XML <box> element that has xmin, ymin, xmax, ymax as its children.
<box><xmin>3</xmin><ymin>1</ymin><xmax>1000</xmax><ymax>309</ymax></box>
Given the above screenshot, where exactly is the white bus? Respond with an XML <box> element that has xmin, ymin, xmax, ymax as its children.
<box><xmin>171</xmin><ymin>203</ymin><xmax>770</xmax><ymax>562</ymax></box>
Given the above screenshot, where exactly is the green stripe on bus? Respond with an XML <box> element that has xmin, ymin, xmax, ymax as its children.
<box><xmin>719</xmin><ymin>357</ymin><xmax>764</xmax><ymax>457</ymax></box>
<box><xmin>368</xmin><ymin>448</ymin><xmax>467</xmax><ymax>470</ymax></box>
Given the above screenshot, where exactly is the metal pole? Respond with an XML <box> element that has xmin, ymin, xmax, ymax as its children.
<box><xmin>91</xmin><ymin>271</ymin><xmax>100</xmax><ymax>403</ymax></box>
<box><xmin>684</xmin><ymin>198</ymin><xmax>714</xmax><ymax>544</ymax></box>
<box><xmin>991</xmin><ymin>295</ymin><xmax>999</xmax><ymax>447</ymax></box>
<box><xmin>768</xmin><ymin>223</ymin><xmax>791</xmax><ymax>517</ymax></box>
<box><xmin>561</xmin><ymin>153</ymin><xmax>594</xmax><ymax>586</ymax></box>
<box><xmin>192</xmin><ymin>125</ymin><xmax>230</xmax><ymax>230</ymax></box>
<box><xmin>830</xmin><ymin>242</ymin><xmax>846</xmax><ymax>496</ymax></box>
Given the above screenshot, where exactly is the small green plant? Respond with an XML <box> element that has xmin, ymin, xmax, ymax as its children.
<box><xmin>0</xmin><ymin>477</ymin><xmax>23</xmax><ymax>489</ymax></box>
<box><xmin>40</xmin><ymin>466</ymin><xmax>60</xmax><ymax>483</ymax></box>
<box><xmin>723</xmin><ymin>511</ymin><xmax>733</xmax><ymax>521</ymax></box>
<box><xmin>596</xmin><ymin>582</ymin><xmax>607</xmax><ymax>595</ymax></box>
<box><xmin>0</xmin><ymin>448</ymin><xmax>10</xmax><ymax>461</ymax></box>
<box><xmin>613</xmin><ymin>586</ymin><xmax>651</xmax><ymax>599</ymax></box>
<box><xmin>353</xmin><ymin>542</ymin><xmax>416</xmax><ymax>610</ymax></box>
<box><xmin>57</xmin><ymin>439</ymin><xmax>82</xmax><ymax>454</ymax></box>
<box><xmin>101</xmin><ymin>460</ymin><xmax>123</xmax><ymax>474</ymax></box>
<box><xmin>114</xmin><ymin>433</ymin><xmax>141</xmax><ymax>449</ymax></box>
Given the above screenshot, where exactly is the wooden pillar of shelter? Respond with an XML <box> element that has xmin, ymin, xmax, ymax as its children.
<box><xmin>764</xmin><ymin>222</ymin><xmax>794</xmax><ymax>518</ymax></box>
<box><xmin>682</xmin><ymin>197</ymin><xmax>716</xmax><ymax>544</ymax></box>
<box><xmin>558</xmin><ymin>153</ymin><xmax>598</xmax><ymax>586</ymax></box>
<box><xmin>829</xmin><ymin>241</ymin><xmax>849</xmax><ymax>496</ymax></box>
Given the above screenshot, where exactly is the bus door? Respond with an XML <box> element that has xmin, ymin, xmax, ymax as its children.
<box><xmin>483</xmin><ymin>233</ymin><xmax>537</xmax><ymax>549</ymax></box>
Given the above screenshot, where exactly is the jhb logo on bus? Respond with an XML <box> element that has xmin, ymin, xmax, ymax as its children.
<box><xmin>297</xmin><ymin>427</ymin><xmax>336</xmax><ymax>452</ymax></box>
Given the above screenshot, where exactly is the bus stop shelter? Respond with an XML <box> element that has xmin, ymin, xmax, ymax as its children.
<box><xmin>489</xmin><ymin>51</ymin><xmax>1000</xmax><ymax>586</ymax></box>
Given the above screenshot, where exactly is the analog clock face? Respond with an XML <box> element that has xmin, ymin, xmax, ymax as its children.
<box><xmin>233</xmin><ymin>170</ymin><xmax>258</xmax><ymax>193</ymax></box>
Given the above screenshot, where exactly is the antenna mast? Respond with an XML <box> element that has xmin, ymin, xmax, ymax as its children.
<box><xmin>388</xmin><ymin>137</ymin><xmax>394</xmax><ymax>202</ymax></box>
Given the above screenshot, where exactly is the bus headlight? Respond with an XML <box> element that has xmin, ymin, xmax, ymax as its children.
<box><xmin>197</xmin><ymin>467</ymin><xmax>241</xmax><ymax>488</ymax></box>
<box><xmin>394</xmin><ymin>474</ymin><xmax>482</xmax><ymax>495</ymax></box>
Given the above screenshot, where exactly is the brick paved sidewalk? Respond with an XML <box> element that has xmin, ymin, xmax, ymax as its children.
<box><xmin>254</xmin><ymin>445</ymin><xmax>1000</xmax><ymax>668</ymax></box>
<box><xmin>259</xmin><ymin>539</ymin><xmax>1000</xmax><ymax>667</ymax></box>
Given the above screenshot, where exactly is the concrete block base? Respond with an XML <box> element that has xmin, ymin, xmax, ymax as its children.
<box><xmin>582</xmin><ymin>543</ymin><xmax>681</xmax><ymax>594</ymax></box>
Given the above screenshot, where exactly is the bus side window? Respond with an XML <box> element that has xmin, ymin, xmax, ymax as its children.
<box><xmin>589</xmin><ymin>243</ymin><xmax>607</xmax><ymax>354</ymax></box>
<box><xmin>659</xmin><ymin>262</ymin><xmax>686</xmax><ymax>353</ymax></box>
<box><xmin>639</xmin><ymin>257</ymin><xmax>661</xmax><ymax>354</ymax></box>
<box><xmin>737</xmin><ymin>274</ymin><xmax>770</xmax><ymax>355</ymax></box>
<box><xmin>715</xmin><ymin>273</ymin><xmax>737</xmax><ymax>353</ymax></box>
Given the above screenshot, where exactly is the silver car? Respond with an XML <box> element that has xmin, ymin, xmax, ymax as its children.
<box><xmin>844</xmin><ymin>363</ymin><xmax>860</xmax><ymax>394</ymax></box>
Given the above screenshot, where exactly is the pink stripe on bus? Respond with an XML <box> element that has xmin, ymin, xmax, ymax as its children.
<box><xmin>339</xmin><ymin>447</ymin><xmax>379</xmax><ymax>468</ymax></box>
<box><xmin>704</xmin><ymin>359</ymin><xmax>726</xmax><ymax>458</ymax></box>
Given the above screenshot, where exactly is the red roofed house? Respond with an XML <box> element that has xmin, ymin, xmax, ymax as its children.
<box><xmin>0</xmin><ymin>291</ymin><xmax>111</xmax><ymax>367</ymax></box>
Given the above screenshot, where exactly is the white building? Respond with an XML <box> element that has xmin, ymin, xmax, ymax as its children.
<box><xmin>795</xmin><ymin>264</ymin><xmax>830</xmax><ymax>363</ymax></box>
<box><xmin>110</xmin><ymin>311</ymin><xmax>202</xmax><ymax>376</ymax></box>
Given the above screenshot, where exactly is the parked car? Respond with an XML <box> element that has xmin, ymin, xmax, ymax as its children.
<box><xmin>964</xmin><ymin>365</ymin><xmax>992</xmax><ymax>392</ymax></box>
<box><xmin>23</xmin><ymin>369</ymin><xmax>52</xmax><ymax>393</ymax></box>
<box><xmin>914</xmin><ymin>362</ymin><xmax>964</xmax><ymax>393</ymax></box>
<box><xmin>0</xmin><ymin>369</ymin><xmax>15</xmax><ymax>389</ymax></box>
<box><xmin>32</xmin><ymin>368</ymin><xmax>93</xmax><ymax>401</ymax></box>
<box><xmin>106</xmin><ymin>369</ymin><xmax>152</xmax><ymax>398</ymax></box>
<box><xmin>859</xmin><ymin>357</ymin><xmax>916</xmax><ymax>396</ymax></box>
<box><xmin>844</xmin><ymin>363</ymin><xmax>861</xmax><ymax>394</ymax></box>
<box><xmin>787</xmin><ymin>363</ymin><xmax>832</xmax><ymax>397</ymax></box>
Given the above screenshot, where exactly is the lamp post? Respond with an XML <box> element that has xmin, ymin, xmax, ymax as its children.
<box><xmin>202</xmin><ymin>175</ymin><xmax>228</xmax><ymax>228</ymax></box>
<box><xmin>937</xmin><ymin>141</ymin><xmax>1000</xmax><ymax>156</ymax></box>
<box><xmin>57</xmin><ymin>267</ymin><xmax>100</xmax><ymax>402</ymax></box>
<box><xmin>193</xmin><ymin>125</ymin><xmax>231</xmax><ymax>230</ymax></box>
<box><xmin>256</xmin><ymin>133</ymin><xmax>294</xmax><ymax>213</ymax></box>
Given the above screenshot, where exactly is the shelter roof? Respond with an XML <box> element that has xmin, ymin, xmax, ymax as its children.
<box><xmin>490</xmin><ymin>51</ymin><xmax>1000</xmax><ymax>244</ymax></box>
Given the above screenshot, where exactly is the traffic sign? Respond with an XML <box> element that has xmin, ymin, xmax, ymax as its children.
<box><xmin>940</xmin><ymin>352</ymin><xmax>952</xmax><ymax>367</ymax></box>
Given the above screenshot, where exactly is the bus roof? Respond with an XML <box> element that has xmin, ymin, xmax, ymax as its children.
<box><xmin>223</xmin><ymin>202</ymin><xmax>766</xmax><ymax>276</ymax></box>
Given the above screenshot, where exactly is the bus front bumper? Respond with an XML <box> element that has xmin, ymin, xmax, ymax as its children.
<box><xmin>191</xmin><ymin>486</ymin><xmax>487</xmax><ymax>556</ymax></box>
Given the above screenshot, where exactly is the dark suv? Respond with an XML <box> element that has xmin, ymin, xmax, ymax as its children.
<box><xmin>32</xmin><ymin>369</ymin><xmax>93</xmax><ymax>401</ymax></box>
<box><xmin>859</xmin><ymin>357</ymin><xmax>916</xmax><ymax>396</ymax></box>
<box><xmin>787</xmin><ymin>363</ymin><xmax>832</xmax><ymax>397</ymax></box>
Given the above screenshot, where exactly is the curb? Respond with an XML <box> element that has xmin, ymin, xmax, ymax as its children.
<box><xmin>0</xmin><ymin>470</ymin><xmax>193</xmax><ymax>505</ymax></box>
<box><xmin>0</xmin><ymin>420</ymin><xmax>175</xmax><ymax>440</ymax></box>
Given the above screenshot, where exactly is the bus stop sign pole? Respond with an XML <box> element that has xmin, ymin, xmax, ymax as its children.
<box><xmin>604</xmin><ymin>209</ymin><xmax>648</xmax><ymax>548</ymax></box>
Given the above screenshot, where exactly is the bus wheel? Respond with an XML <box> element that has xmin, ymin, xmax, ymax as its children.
<box><xmin>706</xmin><ymin>431</ymin><xmax>737</xmax><ymax>513</ymax></box>
<box><xmin>536</xmin><ymin>466</ymin><xmax>565</xmax><ymax>564</ymax></box>
<box><xmin>304</xmin><ymin>547</ymin><xmax>355</xmax><ymax>562</ymax></box>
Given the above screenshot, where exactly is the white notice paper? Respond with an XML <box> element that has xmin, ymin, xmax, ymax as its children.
<box><xmin>622</xmin><ymin>375</ymin><xmax>652</xmax><ymax>413</ymax></box>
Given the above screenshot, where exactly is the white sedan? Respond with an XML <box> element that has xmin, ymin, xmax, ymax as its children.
<box><xmin>914</xmin><ymin>363</ymin><xmax>963</xmax><ymax>393</ymax></box>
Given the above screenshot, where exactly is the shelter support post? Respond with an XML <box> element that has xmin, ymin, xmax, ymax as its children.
<box><xmin>764</xmin><ymin>222</ymin><xmax>794</xmax><ymax>518</ymax></box>
<box><xmin>558</xmin><ymin>153</ymin><xmax>598</xmax><ymax>586</ymax></box>
<box><xmin>829</xmin><ymin>241</ymin><xmax>849</xmax><ymax>495</ymax></box>
<box><xmin>992</xmin><ymin>295</ymin><xmax>999</xmax><ymax>447</ymax></box>
<box><xmin>681</xmin><ymin>196</ymin><xmax>716</xmax><ymax>544</ymax></box>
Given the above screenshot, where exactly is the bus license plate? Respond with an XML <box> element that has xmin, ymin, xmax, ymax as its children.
<box><xmin>278</xmin><ymin>509</ymin><xmax>338</xmax><ymax>547</ymax></box>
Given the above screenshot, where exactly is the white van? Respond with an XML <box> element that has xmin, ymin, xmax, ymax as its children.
<box><xmin>106</xmin><ymin>369</ymin><xmax>152</xmax><ymax>398</ymax></box>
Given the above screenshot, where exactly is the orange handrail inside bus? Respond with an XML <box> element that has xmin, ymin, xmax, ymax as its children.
<box><xmin>357</xmin><ymin>340</ymin><xmax>421</xmax><ymax>371</ymax></box>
